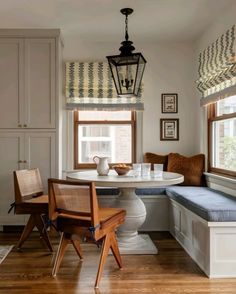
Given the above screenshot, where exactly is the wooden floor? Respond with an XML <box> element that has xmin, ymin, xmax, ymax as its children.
<box><xmin>0</xmin><ymin>231</ymin><xmax>236</xmax><ymax>294</ymax></box>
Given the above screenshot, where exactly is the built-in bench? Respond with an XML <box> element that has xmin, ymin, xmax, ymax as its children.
<box><xmin>97</xmin><ymin>185</ymin><xmax>236</xmax><ymax>278</ymax></box>
<box><xmin>166</xmin><ymin>186</ymin><xmax>236</xmax><ymax>278</ymax></box>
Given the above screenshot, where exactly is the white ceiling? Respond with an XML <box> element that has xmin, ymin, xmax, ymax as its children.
<box><xmin>0</xmin><ymin>0</ymin><xmax>234</xmax><ymax>42</ymax></box>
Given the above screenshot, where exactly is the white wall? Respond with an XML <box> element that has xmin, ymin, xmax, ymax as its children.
<box><xmin>196</xmin><ymin>1</ymin><xmax>236</xmax><ymax>52</ymax></box>
<box><xmin>62</xmin><ymin>36</ymin><xmax>198</xmax><ymax>168</ymax></box>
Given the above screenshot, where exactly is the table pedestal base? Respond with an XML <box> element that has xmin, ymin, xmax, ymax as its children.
<box><xmin>117</xmin><ymin>234</ymin><xmax>158</xmax><ymax>255</ymax></box>
<box><xmin>112</xmin><ymin>187</ymin><xmax>158</xmax><ymax>255</ymax></box>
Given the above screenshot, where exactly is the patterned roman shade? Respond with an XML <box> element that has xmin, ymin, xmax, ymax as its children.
<box><xmin>65</xmin><ymin>62</ymin><xmax>144</xmax><ymax>110</ymax></box>
<box><xmin>196</xmin><ymin>25</ymin><xmax>236</xmax><ymax>106</ymax></box>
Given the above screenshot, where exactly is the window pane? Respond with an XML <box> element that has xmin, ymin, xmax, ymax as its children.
<box><xmin>217</xmin><ymin>95</ymin><xmax>236</xmax><ymax>115</ymax></box>
<box><xmin>212</xmin><ymin>118</ymin><xmax>236</xmax><ymax>171</ymax></box>
<box><xmin>78</xmin><ymin>111</ymin><xmax>131</xmax><ymax>121</ymax></box>
<box><xmin>78</xmin><ymin>124</ymin><xmax>132</xmax><ymax>163</ymax></box>
<box><xmin>82</xmin><ymin>126</ymin><xmax>110</xmax><ymax>137</ymax></box>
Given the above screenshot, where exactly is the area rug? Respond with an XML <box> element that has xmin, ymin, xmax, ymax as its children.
<box><xmin>0</xmin><ymin>245</ymin><xmax>13</xmax><ymax>264</ymax></box>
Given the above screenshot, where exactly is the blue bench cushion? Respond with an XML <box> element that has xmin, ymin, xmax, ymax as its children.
<box><xmin>166</xmin><ymin>186</ymin><xmax>236</xmax><ymax>222</ymax></box>
<box><xmin>96</xmin><ymin>188</ymin><xmax>119</xmax><ymax>195</ymax></box>
<box><xmin>96</xmin><ymin>187</ymin><xmax>166</xmax><ymax>196</ymax></box>
<box><xmin>135</xmin><ymin>187</ymin><xmax>166</xmax><ymax>195</ymax></box>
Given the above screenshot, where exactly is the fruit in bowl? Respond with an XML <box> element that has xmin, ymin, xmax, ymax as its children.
<box><xmin>113</xmin><ymin>164</ymin><xmax>131</xmax><ymax>176</ymax></box>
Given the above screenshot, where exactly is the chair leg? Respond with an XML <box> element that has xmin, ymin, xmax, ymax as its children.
<box><xmin>95</xmin><ymin>233</ymin><xmax>111</xmax><ymax>288</ymax></box>
<box><xmin>110</xmin><ymin>231</ymin><xmax>122</xmax><ymax>269</ymax></box>
<box><xmin>71</xmin><ymin>239</ymin><xmax>83</xmax><ymax>260</ymax></box>
<box><xmin>34</xmin><ymin>214</ymin><xmax>53</xmax><ymax>252</ymax></box>
<box><xmin>52</xmin><ymin>232</ymin><xmax>70</xmax><ymax>276</ymax></box>
<box><xmin>16</xmin><ymin>214</ymin><xmax>35</xmax><ymax>249</ymax></box>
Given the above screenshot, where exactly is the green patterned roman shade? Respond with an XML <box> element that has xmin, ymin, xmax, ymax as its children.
<box><xmin>65</xmin><ymin>62</ymin><xmax>144</xmax><ymax>110</ymax></box>
<box><xmin>197</xmin><ymin>25</ymin><xmax>236</xmax><ymax>106</ymax></box>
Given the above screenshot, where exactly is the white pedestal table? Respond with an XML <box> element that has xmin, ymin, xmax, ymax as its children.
<box><xmin>67</xmin><ymin>170</ymin><xmax>184</xmax><ymax>255</ymax></box>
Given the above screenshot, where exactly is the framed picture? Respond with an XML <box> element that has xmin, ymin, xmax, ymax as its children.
<box><xmin>160</xmin><ymin>118</ymin><xmax>179</xmax><ymax>141</ymax></box>
<box><xmin>161</xmin><ymin>93</ymin><xmax>178</xmax><ymax>113</ymax></box>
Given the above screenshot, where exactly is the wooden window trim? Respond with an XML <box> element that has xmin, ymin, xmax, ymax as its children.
<box><xmin>74</xmin><ymin>111</ymin><xmax>136</xmax><ymax>169</ymax></box>
<box><xmin>208</xmin><ymin>103</ymin><xmax>236</xmax><ymax>178</ymax></box>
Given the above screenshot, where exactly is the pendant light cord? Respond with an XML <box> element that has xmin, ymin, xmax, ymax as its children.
<box><xmin>125</xmin><ymin>14</ymin><xmax>129</xmax><ymax>41</ymax></box>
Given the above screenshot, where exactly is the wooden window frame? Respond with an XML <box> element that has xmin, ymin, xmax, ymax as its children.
<box><xmin>208</xmin><ymin>103</ymin><xmax>236</xmax><ymax>178</ymax></box>
<box><xmin>74</xmin><ymin>110</ymin><xmax>136</xmax><ymax>169</ymax></box>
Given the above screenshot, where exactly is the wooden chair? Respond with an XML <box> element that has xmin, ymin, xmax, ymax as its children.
<box><xmin>48</xmin><ymin>178</ymin><xmax>126</xmax><ymax>288</ymax></box>
<box><xmin>13</xmin><ymin>169</ymin><xmax>53</xmax><ymax>251</ymax></box>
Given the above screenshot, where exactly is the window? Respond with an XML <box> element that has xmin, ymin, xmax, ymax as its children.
<box><xmin>208</xmin><ymin>95</ymin><xmax>236</xmax><ymax>177</ymax></box>
<box><xmin>74</xmin><ymin>111</ymin><xmax>136</xmax><ymax>168</ymax></box>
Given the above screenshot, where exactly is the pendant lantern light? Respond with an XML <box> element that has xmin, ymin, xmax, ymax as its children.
<box><xmin>106</xmin><ymin>8</ymin><xmax>146</xmax><ymax>97</ymax></box>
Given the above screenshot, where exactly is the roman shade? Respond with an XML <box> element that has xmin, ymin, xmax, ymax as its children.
<box><xmin>65</xmin><ymin>62</ymin><xmax>144</xmax><ymax>110</ymax></box>
<box><xmin>196</xmin><ymin>25</ymin><xmax>236</xmax><ymax>106</ymax></box>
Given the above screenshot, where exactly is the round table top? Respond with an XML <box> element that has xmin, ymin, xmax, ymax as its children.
<box><xmin>67</xmin><ymin>170</ymin><xmax>184</xmax><ymax>188</ymax></box>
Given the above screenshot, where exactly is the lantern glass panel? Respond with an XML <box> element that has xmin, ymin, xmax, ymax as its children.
<box><xmin>107</xmin><ymin>53</ymin><xmax>146</xmax><ymax>97</ymax></box>
<box><xmin>134</xmin><ymin>54</ymin><xmax>146</xmax><ymax>96</ymax></box>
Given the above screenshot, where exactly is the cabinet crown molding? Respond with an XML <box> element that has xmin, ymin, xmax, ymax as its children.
<box><xmin>0</xmin><ymin>29</ymin><xmax>61</xmax><ymax>38</ymax></box>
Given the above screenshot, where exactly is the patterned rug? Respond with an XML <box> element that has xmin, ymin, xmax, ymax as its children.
<box><xmin>0</xmin><ymin>245</ymin><xmax>13</xmax><ymax>264</ymax></box>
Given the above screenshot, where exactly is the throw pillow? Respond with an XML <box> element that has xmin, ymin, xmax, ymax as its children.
<box><xmin>167</xmin><ymin>153</ymin><xmax>205</xmax><ymax>186</ymax></box>
<box><xmin>144</xmin><ymin>152</ymin><xmax>168</xmax><ymax>171</ymax></box>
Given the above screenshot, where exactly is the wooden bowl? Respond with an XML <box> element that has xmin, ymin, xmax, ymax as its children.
<box><xmin>113</xmin><ymin>165</ymin><xmax>131</xmax><ymax>176</ymax></box>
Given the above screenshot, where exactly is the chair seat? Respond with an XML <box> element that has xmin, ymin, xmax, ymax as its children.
<box><xmin>57</xmin><ymin>207</ymin><xmax>125</xmax><ymax>236</ymax></box>
<box><xmin>58</xmin><ymin>207</ymin><xmax>124</xmax><ymax>222</ymax></box>
<box><xmin>15</xmin><ymin>195</ymin><xmax>49</xmax><ymax>214</ymax></box>
<box><xmin>25</xmin><ymin>194</ymin><xmax>48</xmax><ymax>204</ymax></box>
<box><xmin>99</xmin><ymin>208</ymin><xmax>126</xmax><ymax>229</ymax></box>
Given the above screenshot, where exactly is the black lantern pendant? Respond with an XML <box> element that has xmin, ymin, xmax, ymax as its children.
<box><xmin>106</xmin><ymin>8</ymin><xmax>147</xmax><ymax>97</ymax></box>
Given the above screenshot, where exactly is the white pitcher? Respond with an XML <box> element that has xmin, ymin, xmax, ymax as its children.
<box><xmin>93</xmin><ymin>156</ymin><xmax>110</xmax><ymax>176</ymax></box>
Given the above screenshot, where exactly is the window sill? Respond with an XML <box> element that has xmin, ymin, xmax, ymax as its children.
<box><xmin>204</xmin><ymin>172</ymin><xmax>236</xmax><ymax>183</ymax></box>
<box><xmin>204</xmin><ymin>172</ymin><xmax>236</xmax><ymax>196</ymax></box>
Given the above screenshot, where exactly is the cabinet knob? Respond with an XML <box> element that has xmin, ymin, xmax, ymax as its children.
<box><xmin>23</xmin><ymin>160</ymin><xmax>27</xmax><ymax>163</ymax></box>
<box><xmin>23</xmin><ymin>124</ymin><xmax>27</xmax><ymax>127</ymax></box>
<box><xmin>18</xmin><ymin>160</ymin><xmax>23</xmax><ymax>163</ymax></box>
<box><xmin>18</xmin><ymin>124</ymin><xmax>22</xmax><ymax>128</ymax></box>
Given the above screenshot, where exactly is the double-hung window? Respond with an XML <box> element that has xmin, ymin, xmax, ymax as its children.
<box><xmin>208</xmin><ymin>95</ymin><xmax>236</xmax><ymax>177</ymax></box>
<box><xmin>74</xmin><ymin>111</ymin><xmax>136</xmax><ymax>169</ymax></box>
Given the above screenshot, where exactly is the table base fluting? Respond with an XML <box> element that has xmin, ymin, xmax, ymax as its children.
<box><xmin>113</xmin><ymin>187</ymin><xmax>158</xmax><ymax>255</ymax></box>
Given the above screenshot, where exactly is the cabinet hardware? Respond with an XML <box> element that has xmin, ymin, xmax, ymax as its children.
<box><xmin>18</xmin><ymin>124</ymin><xmax>22</xmax><ymax>127</ymax></box>
<box><xmin>18</xmin><ymin>160</ymin><xmax>23</xmax><ymax>163</ymax></box>
<box><xmin>23</xmin><ymin>124</ymin><xmax>27</xmax><ymax>127</ymax></box>
<box><xmin>23</xmin><ymin>160</ymin><xmax>27</xmax><ymax>163</ymax></box>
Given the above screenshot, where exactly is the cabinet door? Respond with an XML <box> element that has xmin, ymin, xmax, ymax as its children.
<box><xmin>0</xmin><ymin>39</ymin><xmax>24</xmax><ymax>128</ymax></box>
<box><xmin>25</xmin><ymin>39</ymin><xmax>56</xmax><ymax>128</ymax></box>
<box><xmin>24</xmin><ymin>132</ymin><xmax>56</xmax><ymax>193</ymax></box>
<box><xmin>0</xmin><ymin>132</ymin><xmax>25</xmax><ymax>225</ymax></box>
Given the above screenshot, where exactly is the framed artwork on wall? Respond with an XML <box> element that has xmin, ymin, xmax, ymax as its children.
<box><xmin>160</xmin><ymin>118</ymin><xmax>179</xmax><ymax>141</ymax></box>
<box><xmin>161</xmin><ymin>93</ymin><xmax>178</xmax><ymax>113</ymax></box>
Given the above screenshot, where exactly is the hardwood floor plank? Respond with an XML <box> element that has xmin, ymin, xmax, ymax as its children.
<box><xmin>0</xmin><ymin>232</ymin><xmax>236</xmax><ymax>293</ymax></box>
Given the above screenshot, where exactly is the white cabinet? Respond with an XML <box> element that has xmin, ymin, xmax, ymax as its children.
<box><xmin>0</xmin><ymin>131</ymin><xmax>56</xmax><ymax>225</ymax></box>
<box><xmin>24</xmin><ymin>39</ymin><xmax>56</xmax><ymax>128</ymax></box>
<box><xmin>0</xmin><ymin>37</ymin><xmax>56</xmax><ymax>129</ymax></box>
<box><xmin>0</xmin><ymin>39</ymin><xmax>24</xmax><ymax>128</ymax></box>
<box><xmin>0</xmin><ymin>133</ymin><xmax>25</xmax><ymax>224</ymax></box>
<box><xmin>0</xmin><ymin>29</ymin><xmax>61</xmax><ymax>227</ymax></box>
<box><xmin>24</xmin><ymin>132</ymin><xmax>56</xmax><ymax>189</ymax></box>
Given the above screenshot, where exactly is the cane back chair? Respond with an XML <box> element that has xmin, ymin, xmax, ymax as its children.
<box><xmin>13</xmin><ymin>169</ymin><xmax>53</xmax><ymax>251</ymax></box>
<box><xmin>48</xmin><ymin>178</ymin><xmax>126</xmax><ymax>288</ymax></box>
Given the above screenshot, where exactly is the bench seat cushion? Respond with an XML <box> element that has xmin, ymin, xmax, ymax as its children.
<box><xmin>96</xmin><ymin>187</ymin><xmax>166</xmax><ymax>196</ymax></box>
<box><xmin>135</xmin><ymin>187</ymin><xmax>166</xmax><ymax>195</ymax></box>
<box><xmin>96</xmin><ymin>188</ymin><xmax>120</xmax><ymax>195</ymax></box>
<box><xmin>166</xmin><ymin>186</ymin><xmax>236</xmax><ymax>222</ymax></box>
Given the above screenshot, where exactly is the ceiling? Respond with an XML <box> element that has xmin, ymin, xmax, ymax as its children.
<box><xmin>0</xmin><ymin>0</ymin><xmax>234</xmax><ymax>42</ymax></box>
